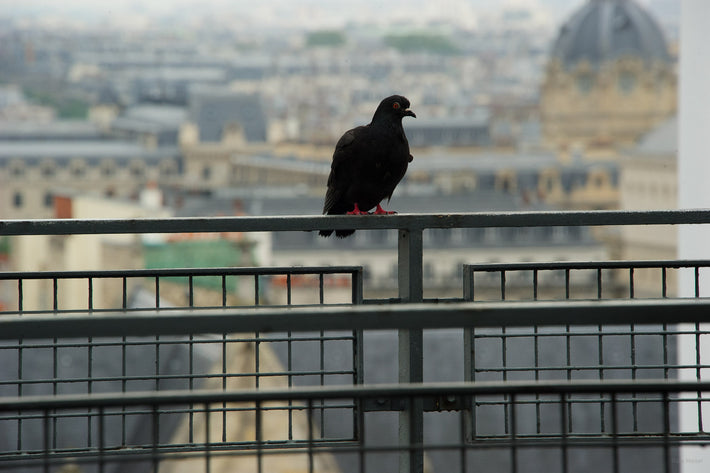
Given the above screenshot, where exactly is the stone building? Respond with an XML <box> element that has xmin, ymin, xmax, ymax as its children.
<box><xmin>540</xmin><ymin>0</ymin><xmax>676</xmax><ymax>154</ymax></box>
<box><xmin>0</xmin><ymin>141</ymin><xmax>180</xmax><ymax>219</ymax></box>
<box><xmin>618</xmin><ymin>115</ymin><xmax>678</xmax><ymax>295</ymax></box>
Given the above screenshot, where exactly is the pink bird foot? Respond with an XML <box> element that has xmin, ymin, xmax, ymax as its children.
<box><xmin>346</xmin><ymin>203</ymin><xmax>370</xmax><ymax>215</ymax></box>
<box><xmin>373</xmin><ymin>204</ymin><xmax>396</xmax><ymax>215</ymax></box>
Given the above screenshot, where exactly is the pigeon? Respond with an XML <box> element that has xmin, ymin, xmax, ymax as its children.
<box><xmin>319</xmin><ymin>95</ymin><xmax>416</xmax><ymax>237</ymax></box>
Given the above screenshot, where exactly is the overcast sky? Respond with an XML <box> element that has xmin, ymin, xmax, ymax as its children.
<box><xmin>0</xmin><ymin>1</ymin><xmax>589</xmax><ymax>23</ymax></box>
<box><xmin>0</xmin><ymin>0</ymin><xmax>676</xmax><ymax>32</ymax></box>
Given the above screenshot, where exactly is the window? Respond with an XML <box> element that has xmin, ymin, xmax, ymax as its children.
<box><xmin>101</xmin><ymin>162</ymin><xmax>116</xmax><ymax>177</ymax></box>
<box><xmin>618</xmin><ymin>71</ymin><xmax>636</xmax><ymax>95</ymax></box>
<box><xmin>577</xmin><ymin>73</ymin><xmax>594</xmax><ymax>94</ymax></box>
<box><xmin>10</xmin><ymin>163</ymin><xmax>24</xmax><ymax>177</ymax></box>
<box><xmin>160</xmin><ymin>160</ymin><xmax>176</xmax><ymax>177</ymax></box>
<box><xmin>44</xmin><ymin>192</ymin><xmax>53</xmax><ymax>208</ymax></box>
<box><xmin>202</xmin><ymin>166</ymin><xmax>212</xmax><ymax>180</ymax></box>
<box><xmin>13</xmin><ymin>192</ymin><xmax>23</xmax><ymax>208</ymax></box>
<box><xmin>41</xmin><ymin>163</ymin><xmax>56</xmax><ymax>177</ymax></box>
<box><xmin>130</xmin><ymin>162</ymin><xmax>145</xmax><ymax>177</ymax></box>
<box><xmin>71</xmin><ymin>159</ymin><xmax>87</xmax><ymax>177</ymax></box>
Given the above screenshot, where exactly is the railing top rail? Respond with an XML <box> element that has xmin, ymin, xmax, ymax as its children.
<box><xmin>1</xmin><ymin>379</ymin><xmax>709</xmax><ymax>411</ymax></box>
<box><xmin>0</xmin><ymin>265</ymin><xmax>362</xmax><ymax>280</ymax></box>
<box><xmin>1</xmin><ymin>299</ymin><xmax>709</xmax><ymax>340</ymax></box>
<box><xmin>1</xmin><ymin>209</ymin><xmax>710</xmax><ymax>236</ymax></box>
<box><xmin>464</xmin><ymin>259</ymin><xmax>710</xmax><ymax>272</ymax></box>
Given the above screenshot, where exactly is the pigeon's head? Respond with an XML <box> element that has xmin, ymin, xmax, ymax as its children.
<box><xmin>374</xmin><ymin>95</ymin><xmax>416</xmax><ymax>122</ymax></box>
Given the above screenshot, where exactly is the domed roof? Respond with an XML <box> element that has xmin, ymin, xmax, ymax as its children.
<box><xmin>551</xmin><ymin>0</ymin><xmax>670</xmax><ymax>68</ymax></box>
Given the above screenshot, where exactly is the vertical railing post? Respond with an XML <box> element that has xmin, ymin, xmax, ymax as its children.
<box><xmin>462</xmin><ymin>265</ymin><xmax>475</xmax><ymax>444</ymax></box>
<box><xmin>398</xmin><ymin>227</ymin><xmax>424</xmax><ymax>473</ymax></box>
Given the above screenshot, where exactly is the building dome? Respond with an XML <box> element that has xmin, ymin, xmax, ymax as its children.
<box><xmin>551</xmin><ymin>0</ymin><xmax>670</xmax><ymax>69</ymax></box>
<box><xmin>540</xmin><ymin>0</ymin><xmax>676</xmax><ymax>154</ymax></box>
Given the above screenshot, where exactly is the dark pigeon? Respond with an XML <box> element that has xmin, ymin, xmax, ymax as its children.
<box><xmin>320</xmin><ymin>95</ymin><xmax>416</xmax><ymax>237</ymax></box>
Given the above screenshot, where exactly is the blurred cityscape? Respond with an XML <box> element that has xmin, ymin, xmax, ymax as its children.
<box><xmin>0</xmin><ymin>0</ymin><xmax>681</xmax><ymax>304</ymax></box>
<box><xmin>0</xmin><ymin>3</ymin><xmax>692</xmax><ymax>472</ymax></box>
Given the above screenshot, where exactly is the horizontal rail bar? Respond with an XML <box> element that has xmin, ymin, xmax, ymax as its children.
<box><xmin>465</xmin><ymin>259</ymin><xmax>710</xmax><ymax>272</ymax></box>
<box><xmin>0</xmin><ymin>265</ymin><xmax>362</xmax><ymax>280</ymax></box>
<box><xmin>1</xmin><ymin>379</ymin><xmax>710</xmax><ymax>411</ymax></box>
<box><xmin>2</xmin><ymin>299</ymin><xmax>710</xmax><ymax>339</ymax></box>
<box><xmin>1</xmin><ymin>209</ymin><xmax>710</xmax><ymax>236</ymax></box>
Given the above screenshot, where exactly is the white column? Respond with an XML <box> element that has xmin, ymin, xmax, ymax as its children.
<box><xmin>678</xmin><ymin>1</ymin><xmax>710</xmax><ymax>472</ymax></box>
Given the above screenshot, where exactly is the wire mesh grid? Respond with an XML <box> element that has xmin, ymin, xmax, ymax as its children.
<box><xmin>462</xmin><ymin>260</ymin><xmax>710</xmax><ymax>302</ymax></box>
<box><xmin>0</xmin><ymin>266</ymin><xmax>363</xmax><ymax>313</ymax></box>
<box><xmin>0</xmin><ymin>381</ymin><xmax>708</xmax><ymax>473</ymax></box>
<box><xmin>459</xmin><ymin>259</ymin><xmax>710</xmax><ymax>473</ymax></box>
<box><xmin>0</xmin><ymin>266</ymin><xmax>365</xmax><ymax>471</ymax></box>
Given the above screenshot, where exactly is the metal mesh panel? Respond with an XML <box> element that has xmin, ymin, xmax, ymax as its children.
<box><xmin>2</xmin><ymin>212</ymin><xmax>710</xmax><ymax>472</ymax></box>
<box><xmin>0</xmin><ymin>266</ymin><xmax>365</xmax><ymax>472</ymax></box>
<box><xmin>0</xmin><ymin>382</ymin><xmax>707</xmax><ymax>473</ymax></box>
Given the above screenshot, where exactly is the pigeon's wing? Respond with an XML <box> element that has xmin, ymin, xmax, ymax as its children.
<box><xmin>322</xmin><ymin>126</ymin><xmax>364</xmax><ymax>214</ymax></box>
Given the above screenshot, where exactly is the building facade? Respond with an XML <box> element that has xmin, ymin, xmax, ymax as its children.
<box><xmin>540</xmin><ymin>0</ymin><xmax>676</xmax><ymax>153</ymax></box>
<box><xmin>0</xmin><ymin>141</ymin><xmax>180</xmax><ymax>219</ymax></box>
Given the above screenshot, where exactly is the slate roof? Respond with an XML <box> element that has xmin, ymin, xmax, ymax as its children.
<box><xmin>628</xmin><ymin>115</ymin><xmax>677</xmax><ymax>158</ymax></box>
<box><xmin>111</xmin><ymin>105</ymin><xmax>188</xmax><ymax>133</ymax></box>
<box><xmin>188</xmin><ymin>89</ymin><xmax>267</xmax><ymax>143</ymax></box>
<box><xmin>0</xmin><ymin>141</ymin><xmax>180</xmax><ymax>166</ymax></box>
<box><xmin>0</xmin><ymin>120</ymin><xmax>104</xmax><ymax>141</ymax></box>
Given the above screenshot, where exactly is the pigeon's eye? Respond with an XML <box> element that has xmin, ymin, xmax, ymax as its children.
<box><xmin>392</xmin><ymin>102</ymin><xmax>401</xmax><ymax>110</ymax></box>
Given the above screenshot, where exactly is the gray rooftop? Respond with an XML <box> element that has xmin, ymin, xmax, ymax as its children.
<box><xmin>628</xmin><ymin>115</ymin><xmax>677</xmax><ymax>158</ymax></box>
<box><xmin>403</xmin><ymin>110</ymin><xmax>490</xmax><ymax>130</ymax></box>
<box><xmin>188</xmin><ymin>89</ymin><xmax>267</xmax><ymax>143</ymax></box>
<box><xmin>0</xmin><ymin>120</ymin><xmax>103</xmax><ymax>141</ymax></box>
<box><xmin>0</xmin><ymin>141</ymin><xmax>180</xmax><ymax>164</ymax></box>
<box><xmin>112</xmin><ymin>105</ymin><xmax>188</xmax><ymax>132</ymax></box>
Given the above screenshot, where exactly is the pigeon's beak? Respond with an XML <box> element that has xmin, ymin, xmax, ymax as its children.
<box><xmin>404</xmin><ymin>109</ymin><xmax>416</xmax><ymax>118</ymax></box>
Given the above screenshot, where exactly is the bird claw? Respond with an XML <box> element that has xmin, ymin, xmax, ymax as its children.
<box><xmin>346</xmin><ymin>204</ymin><xmax>369</xmax><ymax>215</ymax></box>
<box><xmin>373</xmin><ymin>204</ymin><xmax>396</xmax><ymax>215</ymax></box>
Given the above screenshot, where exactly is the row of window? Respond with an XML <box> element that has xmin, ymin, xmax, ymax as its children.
<box><xmin>3</xmin><ymin>160</ymin><xmax>178</xmax><ymax>178</ymax></box>
<box><xmin>12</xmin><ymin>191</ymin><xmax>54</xmax><ymax>209</ymax></box>
<box><xmin>624</xmin><ymin>178</ymin><xmax>675</xmax><ymax>200</ymax></box>
<box><xmin>576</xmin><ymin>71</ymin><xmax>668</xmax><ymax>96</ymax></box>
<box><xmin>274</xmin><ymin>226</ymin><xmax>588</xmax><ymax>248</ymax></box>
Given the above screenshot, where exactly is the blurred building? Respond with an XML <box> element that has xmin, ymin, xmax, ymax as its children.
<box><xmin>223</xmin><ymin>150</ymin><xmax>618</xmax><ymax>210</ymax></box>
<box><xmin>180</xmin><ymin>89</ymin><xmax>271</xmax><ymax>192</ymax></box>
<box><xmin>178</xmin><ymin>192</ymin><xmax>607</xmax><ymax>300</ymax></box>
<box><xmin>8</xmin><ymin>189</ymin><xmax>169</xmax><ymax>311</ymax></box>
<box><xmin>540</xmin><ymin>0</ymin><xmax>676</xmax><ymax>154</ymax></box>
<box><xmin>619</xmin><ymin>115</ymin><xmax>677</xmax><ymax>294</ymax></box>
<box><xmin>404</xmin><ymin>111</ymin><xmax>491</xmax><ymax>148</ymax></box>
<box><xmin>110</xmin><ymin>104</ymin><xmax>188</xmax><ymax>148</ymax></box>
<box><xmin>187</xmin><ymin>88</ymin><xmax>267</xmax><ymax>143</ymax></box>
<box><xmin>0</xmin><ymin>140</ymin><xmax>180</xmax><ymax>219</ymax></box>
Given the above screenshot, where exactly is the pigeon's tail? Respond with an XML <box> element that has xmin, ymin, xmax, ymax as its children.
<box><xmin>319</xmin><ymin>229</ymin><xmax>355</xmax><ymax>238</ymax></box>
<box><xmin>320</xmin><ymin>206</ymin><xmax>355</xmax><ymax>238</ymax></box>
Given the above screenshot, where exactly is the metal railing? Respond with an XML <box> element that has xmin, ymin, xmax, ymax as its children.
<box><xmin>463</xmin><ymin>259</ymin><xmax>710</xmax><ymax>300</ymax></box>
<box><xmin>1</xmin><ymin>380</ymin><xmax>709</xmax><ymax>472</ymax></box>
<box><xmin>0</xmin><ymin>265</ymin><xmax>363</xmax><ymax>312</ymax></box>
<box><xmin>2</xmin><ymin>301</ymin><xmax>710</xmax><ymax>472</ymax></box>
<box><xmin>1</xmin><ymin>210</ymin><xmax>710</xmax><ymax>473</ymax></box>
